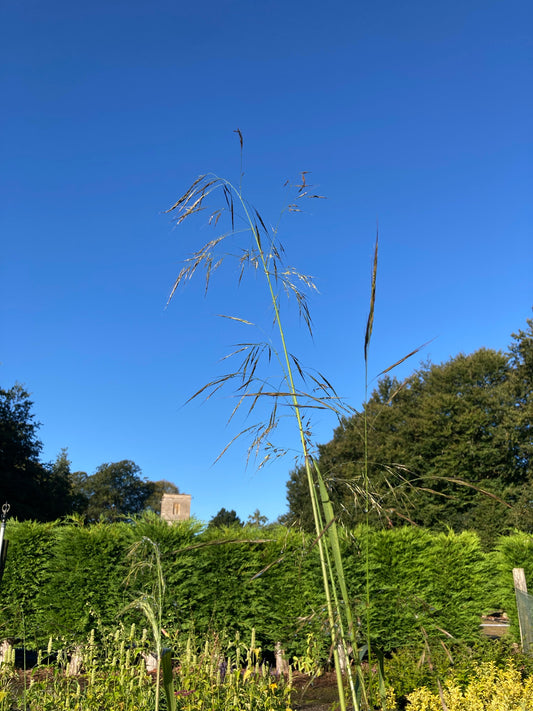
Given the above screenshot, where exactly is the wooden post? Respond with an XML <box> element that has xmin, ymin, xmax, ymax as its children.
<box><xmin>142</xmin><ymin>651</ymin><xmax>158</xmax><ymax>673</ymax></box>
<box><xmin>67</xmin><ymin>646</ymin><xmax>83</xmax><ymax>676</ymax></box>
<box><xmin>513</xmin><ymin>568</ymin><xmax>533</xmax><ymax>653</ymax></box>
<box><xmin>275</xmin><ymin>642</ymin><xmax>288</xmax><ymax>676</ymax></box>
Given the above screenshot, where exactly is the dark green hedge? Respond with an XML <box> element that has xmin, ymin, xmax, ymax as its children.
<box><xmin>0</xmin><ymin>519</ymin><xmax>57</xmax><ymax>646</ymax></box>
<box><xmin>0</xmin><ymin>515</ymin><xmax>524</xmax><ymax>656</ymax></box>
<box><xmin>488</xmin><ymin>532</ymin><xmax>533</xmax><ymax>640</ymax></box>
<box><xmin>341</xmin><ymin>527</ymin><xmax>489</xmax><ymax>651</ymax></box>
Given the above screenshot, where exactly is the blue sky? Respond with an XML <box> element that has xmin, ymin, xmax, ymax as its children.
<box><xmin>1</xmin><ymin>0</ymin><xmax>531</xmax><ymax>524</ymax></box>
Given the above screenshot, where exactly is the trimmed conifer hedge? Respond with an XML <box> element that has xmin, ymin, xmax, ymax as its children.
<box><xmin>489</xmin><ymin>532</ymin><xmax>533</xmax><ymax>640</ymax></box>
<box><xmin>0</xmin><ymin>515</ymin><xmax>525</xmax><ymax>657</ymax></box>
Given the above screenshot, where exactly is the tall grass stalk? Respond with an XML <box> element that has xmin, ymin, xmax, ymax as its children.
<box><xmin>166</xmin><ymin>137</ymin><xmax>374</xmax><ymax>709</ymax></box>
<box><xmin>363</xmin><ymin>235</ymin><xmax>379</xmax><ymax>708</ymax></box>
<box><xmin>123</xmin><ymin>536</ymin><xmax>168</xmax><ymax>711</ymax></box>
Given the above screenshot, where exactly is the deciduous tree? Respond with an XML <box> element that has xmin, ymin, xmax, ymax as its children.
<box><xmin>285</xmin><ymin>319</ymin><xmax>533</xmax><ymax>544</ymax></box>
<box><xmin>208</xmin><ymin>508</ymin><xmax>243</xmax><ymax>528</ymax></box>
<box><xmin>76</xmin><ymin>460</ymin><xmax>154</xmax><ymax>522</ymax></box>
<box><xmin>0</xmin><ymin>384</ymin><xmax>71</xmax><ymax>520</ymax></box>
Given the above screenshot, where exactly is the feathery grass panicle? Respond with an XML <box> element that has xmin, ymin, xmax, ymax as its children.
<box><xmin>166</xmin><ymin>134</ymin><xmax>372</xmax><ymax>710</ymax></box>
<box><xmin>364</xmin><ymin>233</ymin><xmax>378</xmax><ymax>367</ymax></box>
<box><xmin>123</xmin><ymin>537</ymin><xmax>166</xmax><ymax>711</ymax></box>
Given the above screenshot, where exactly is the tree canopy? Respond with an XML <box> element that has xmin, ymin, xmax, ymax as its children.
<box><xmin>73</xmin><ymin>460</ymin><xmax>155</xmax><ymax>522</ymax></box>
<box><xmin>285</xmin><ymin>318</ymin><xmax>533</xmax><ymax>545</ymax></box>
<box><xmin>0</xmin><ymin>385</ymin><xmax>176</xmax><ymax>522</ymax></box>
<box><xmin>0</xmin><ymin>385</ymin><xmax>72</xmax><ymax>521</ymax></box>
<box><xmin>247</xmin><ymin>508</ymin><xmax>268</xmax><ymax>526</ymax></box>
<box><xmin>208</xmin><ymin>508</ymin><xmax>243</xmax><ymax>528</ymax></box>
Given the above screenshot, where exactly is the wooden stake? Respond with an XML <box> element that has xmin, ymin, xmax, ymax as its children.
<box><xmin>513</xmin><ymin>568</ymin><xmax>532</xmax><ymax>653</ymax></box>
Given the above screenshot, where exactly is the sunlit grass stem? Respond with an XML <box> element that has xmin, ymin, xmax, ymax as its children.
<box><xmin>166</xmin><ymin>154</ymin><xmax>371</xmax><ymax>709</ymax></box>
<box><xmin>227</xmin><ymin>178</ymin><xmax>357</xmax><ymax>711</ymax></box>
<box><xmin>123</xmin><ymin>537</ymin><xmax>167</xmax><ymax>711</ymax></box>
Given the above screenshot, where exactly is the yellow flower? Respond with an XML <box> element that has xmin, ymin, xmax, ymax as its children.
<box><xmin>269</xmin><ymin>682</ymin><xmax>278</xmax><ymax>691</ymax></box>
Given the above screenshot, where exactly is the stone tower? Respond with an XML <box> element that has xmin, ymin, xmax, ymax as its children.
<box><xmin>160</xmin><ymin>493</ymin><xmax>191</xmax><ymax>523</ymax></box>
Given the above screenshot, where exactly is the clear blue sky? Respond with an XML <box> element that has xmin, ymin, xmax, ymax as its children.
<box><xmin>1</xmin><ymin>0</ymin><xmax>531</xmax><ymax>524</ymax></box>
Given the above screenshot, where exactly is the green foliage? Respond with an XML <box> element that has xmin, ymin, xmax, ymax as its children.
<box><xmin>161</xmin><ymin>647</ymin><xmax>177</xmax><ymax>711</ymax></box>
<box><xmin>374</xmin><ymin>637</ymin><xmax>533</xmax><ymax>710</ymax></box>
<box><xmin>38</xmin><ymin>520</ymin><xmax>135</xmax><ymax>644</ymax></box>
<box><xmin>168</xmin><ymin>629</ymin><xmax>292</xmax><ymax>711</ymax></box>
<box><xmin>0</xmin><ymin>517</ymin><xmax>501</xmax><ymax>659</ymax></box>
<box><xmin>247</xmin><ymin>509</ymin><xmax>268</xmax><ymax>526</ymax></box>
<box><xmin>208</xmin><ymin>508</ymin><xmax>243</xmax><ymax>529</ymax></box>
<box><xmin>406</xmin><ymin>659</ymin><xmax>533</xmax><ymax>711</ymax></box>
<box><xmin>0</xmin><ymin>519</ymin><xmax>57</xmax><ymax>644</ymax></box>
<box><xmin>166</xmin><ymin>524</ymin><xmax>325</xmax><ymax>657</ymax></box>
<box><xmin>74</xmin><ymin>460</ymin><xmax>155</xmax><ymax>522</ymax></box>
<box><xmin>123</xmin><ymin>536</ymin><xmax>168</xmax><ymax>711</ymax></box>
<box><xmin>3</xmin><ymin>624</ymin><xmax>533</xmax><ymax>711</ymax></box>
<box><xmin>488</xmin><ymin>531</ymin><xmax>533</xmax><ymax>640</ymax></box>
<box><xmin>22</xmin><ymin>626</ymin><xmax>157</xmax><ymax>711</ymax></box>
<box><xmin>286</xmin><ymin>320</ymin><xmax>533</xmax><ymax>547</ymax></box>
<box><xmin>0</xmin><ymin>625</ymin><xmax>292</xmax><ymax>711</ymax></box>
<box><xmin>180</xmin><ymin>526</ymin><xmax>274</xmax><ymax>641</ymax></box>
<box><xmin>340</xmin><ymin>527</ymin><xmax>489</xmax><ymax>654</ymax></box>
<box><xmin>507</xmin><ymin>318</ymin><xmax>533</xmax><ymax>469</ymax></box>
<box><xmin>0</xmin><ymin>385</ymin><xmax>72</xmax><ymax>521</ymax></box>
<box><xmin>129</xmin><ymin>512</ymin><xmax>202</xmax><ymax>629</ymax></box>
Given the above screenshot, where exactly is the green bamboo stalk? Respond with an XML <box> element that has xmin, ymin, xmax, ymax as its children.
<box><xmin>161</xmin><ymin>648</ymin><xmax>176</xmax><ymax>711</ymax></box>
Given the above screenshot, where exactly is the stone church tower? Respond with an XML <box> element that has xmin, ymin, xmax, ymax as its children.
<box><xmin>160</xmin><ymin>493</ymin><xmax>192</xmax><ymax>523</ymax></box>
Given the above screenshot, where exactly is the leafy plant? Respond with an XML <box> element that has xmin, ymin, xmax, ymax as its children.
<box><xmin>0</xmin><ymin>625</ymin><xmax>156</xmax><ymax>711</ymax></box>
<box><xmin>42</xmin><ymin>519</ymin><xmax>134</xmax><ymax>643</ymax></box>
<box><xmin>292</xmin><ymin>632</ymin><xmax>323</xmax><ymax>677</ymax></box>
<box><xmin>406</xmin><ymin>660</ymin><xmax>533</xmax><ymax>711</ymax></box>
<box><xmin>166</xmin><ymin>628</ymin><xmax>292</xmax><ymax>711</ymax></box>
<box><xmin>0</xmin><ymin>625</ymin><xmax>292</xmax><ymax>711</ymax></box>
<box><xmin>0</xmin><ymin>515</ymin><xmax>502</xmax><ymax>661</ymax></box>
<box><xmin>0</xmin><ymin>642</ymin><xmax>15</xmax><ymax>711</ymax></box>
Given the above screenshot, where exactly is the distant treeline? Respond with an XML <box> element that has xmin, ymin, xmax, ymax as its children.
<box><xmin>0</xmin><ymin>383</ymin><xmax>180</xmax><ymax>523</ymax></box>
<box><xmin>285</xmin><ymin>317</ymin><xmax>533</xmax><ymax>547</ymax></box>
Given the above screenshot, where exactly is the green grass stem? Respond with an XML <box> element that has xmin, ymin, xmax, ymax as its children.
<box><xmin>166</xmin><ymin>144</ymin><xmax>376</xmax><ymax>708</ymax></box>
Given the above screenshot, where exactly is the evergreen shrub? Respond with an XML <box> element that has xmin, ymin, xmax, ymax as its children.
<box><xmin>490</xmin><ymin>531</ymin><xmax>533</xmax><ymax>640</ymax></box>
<box><xmin>0</xmin><ymin>517</ymin><xmax>506</xmax><ymax>657</ymax></box>
<box><xmin>0</xmin><ymin>519</ymin><xmax>57</xmax><ymax>645</ymax></box>
<box><xmin>342</xmin><ymin>527</ymin><xmax>489</xmax><ymax>652</ymax></box>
